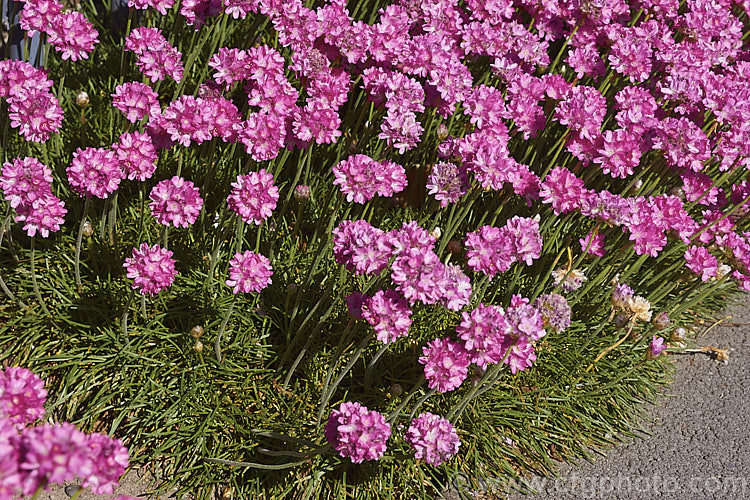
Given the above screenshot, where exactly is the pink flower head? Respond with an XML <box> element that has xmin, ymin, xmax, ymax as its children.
<box><xmin>80</xmin><ymin>433</ymin><xmax>129</xmax><ymax>495</ymax></box>
<box><xmin>47</xmin><ymin>10</ymin><xmax>99</xmax><ymax>61</ymax></box>
<box><xmin>124</xmin><ymin>27</ymin><xmax>184</xmax><ymax>82</ymax></box>
<box><xmin>580</xmin><ymin>231</ymin><xmax>606</xmax><ymax>257</ymax></box>
<box><xmin>227</xmin><ymin>170</ymin><xmax>279</xmax><ymax>225</ymax></box>
<box><xmin>684</xmin><ymin>246</ymin><xmax>718</xmax><ymax>282</ymax></box>
<box><xmin>16</xmin><ymin>423</ymin><xmax>90</xmax><ymax>496</ymax></box>
<box><xmin>19</xmin><ymin>0</ymin><xmax>63</xmax><ymax>35</ymax></box>
<box><xmin>405</xmin><ymin>412</ymin><xmax>460</xmax><ymax>466</ymax></box>
<box><xmin>534</xmin><ymin>293</ymin><xmax>572</xmax><ymax>334</ymax></box>
<box><xmin>539</xmin><ymin>166</ymin><xmax>590</xmax><ymax>215</ymax></box>
<box><xmin>0</xmin><ymin>367</ymin><xmax>47</xmax><ymax>427</ymax></box>
<box><xmin>67</xmin><ymin>147</ymin><xmax>123</xmax><ymax>199</ymax></box>
<box><xmin>464</xmin><ymin>225</ymin><xmax>516</xmax><ymax>277</ymax></box>
<box><xmin>648</xmin><ymin>336</ymin><xmax>666</xmax><ymax>359</ymax></box>
<box><xmin>506</xmin><ymin>299</ymin><xmax>546</xmax><ymax>341</ymax></box>
<box><xmin>112</xmin><ymin>82</ymin><xmax>160</xmax><ymax>123</ymax></box>
<box><xmin>324</xmin><ymin>402</ymin><xmax>391</xmax><ymax>463</ymax></box>
<box><xmin>505</xmin><ymin>336</ymin><xmax>537</xmax><ymax>374</ymax></box>
<box><xmin>225</xmin><ymin>251</ymin><xmax>273</xmax><ymax>294</ymax></box>
<box><xmin>1</xmin><ymin>156</ymin><xmax>53</xmax><ymax>209</ymax></box>
<box><xmin>419</xmin><ymin>338</ymin><xmax>471</xmax><ymax>393</ymax></box>
<box><xmin>113</xmin><ymin>131</ymin><xmax>158</xmax><ymax>182</ymax></box>
<box><xmin>361</xmin><ymin>290</ymin><xmax>412</xmax><ymax>344</ymax></box>
<box><xmin>149</xmin><ymin>176</ymin><xmax>203</xmax><ymax>227</ymax></box>
<box><xmin>7</xmin><ymin>87</ymin><xmax>64</xmax><ymax>142</ymax></box>
<box><xmin>332</xmin><ymin>220</ymin><xmax>391</xmax><ymax>276</ymax></box>
<box><xmin>128</xmin><ymin>0</ymin><xmax>175</xmax><ymax>15</ymax></box>
<box><xmin>124</xmin><ymin>243</ymin><xmax>177</xmax><ymax>296</ymax></box>
<box><xmin>456</xmin><ymin>304</ymin><xmax>509</xmax><ymax>368</ymax></box>
<box><xmin>333</xmin><ymin>154</ymin><xmax>407</xmax><ymax>204</ymax></box>
<box><xmin>15</xmin><ymin>193</ymin><xmax>67</xmax><ymax>238</ymax></box>
<box><xmin>0</xmin><ymin>418</ymin><xmax>21</xmax><ymax>497</ymax></box>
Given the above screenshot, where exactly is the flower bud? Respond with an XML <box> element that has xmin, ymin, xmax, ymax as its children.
<box><xmin>81</xmin><ymin>220</ymin><xmax>94</xmax><ymax>237</ymax></box>
<box><xmin>389</xmin><ymin>383</ymin><xmax>403</xmax><ymax>397</ymax></box>
<box><xmin>614</xmin><ymin>312</ymin><xmax>630</xmax><ymax>328</ymax></box>
<box><xmin>194</xmin><ymin>340</ymin><xmax>204</xmax><ymax>354</ymax></box>
<box><xmin>75</xmin><ymin>91</ymin><xmax>89</xmax><ymax>108</ymax></box>
<box><xmin>191</xmin><ymin>325</ymin><xmax>204</xmax><ymax>338</ymax></box>
<box><xmin>294</xmin><ymin>184</ymin><xmax>311</xmax><ymax>203</ymax></box>
<box><xmin>670</xmin><ymin>327</ymin><xmax>687</xmax><ymax>343</ymax></box>
<box><xmin>436</xmin><ymin>123</ymin><xmax>449</xmax><ymax>141</ymax></box>
<box><xmin>429</xmin><ymin>226</ymin><xmax>442</xmax><ymax>240</ymax></box>
<box><xmin>286</xmin><ymin>283</ymin><xmax>297</xmax><ymax>295</ymax></box>
<box><xmin>653</xmin><ymin>312</ymin><xmax>670</xmax><ymax>331</ymax></box>
<box><xmin>446</xmin><ymin>240</ymin><xmax>461</xmax><ymax>254</ymax></box>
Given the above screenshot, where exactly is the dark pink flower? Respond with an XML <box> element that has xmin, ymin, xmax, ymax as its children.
<box><xmin>227</xmin><ymin>170</ymin><xmax>279</xmax><ymax>225</ymax></box>
<box><xmin>0</xmin><ymin>367</ymin><xmax>47</xmax><ymax>427</ymax></box>
<box><xmin>112</xmin><ymin>82</ymin><xmax>160</xmax><ymax>124</ymax></box>
<box><xmin>333</xmin><ymin>154</ymin><xmax>407</xmax><ymax>204</ymax></box>
<box><xmin>361</xmin><ymin>290</ymin><xmax>412</xmax><ymax>344</ymax></box>
<box><xmin>405</xmin><ymin>413</ymin><xmax>460</xmax><ymax>466</ymax></box>
<box><xmin>419</xmin><ymin>338</ymin><xmax>470</xmax><ymax>393</ymax></box>
<box><xmin>113</xmin><ymin>131</ymin><xmax>158</xmax><ymax>182</ymax></box>
<box><xmin>149</xmin><ymin>176</ymin><xmax>203</xmax><ymax>228</ymax></box>
<box><xmin>124</xmin><ymin>243</ymin><xmax>177</xmax><ymax>296</ymax></box>
<box><xmin>67</xmin><ymin>148</ymin><xmax>123</xmax><ymax>199</ymax></box>
<box><xmin>47</xmin><ymin>10</ymin><xmax>99</xmax><ymax>61</ymax></box>
<box><xmin>324</xmin><ymin>402</ymin><xmax>391</xmax><ymax>464</ymax></box>
<box><xmin>225</xmin><ymin>251</ymin><xmax>273</xmax><ymax>294</ymax></box>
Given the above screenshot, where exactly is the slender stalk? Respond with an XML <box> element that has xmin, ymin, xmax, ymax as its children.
<box><xmin>30</xmin><ymin>237</ymin><xmax>51</xmax><ymax>318</ymax></box>
<box><xmin>215</xmin><ymin>294</ymin><xmax>237</xmax><ymax>364</ymax></box>
<box><xmin>74</xmin><ymin>198</ymin><xmax>92</xmax><ymax>293</ymax></box>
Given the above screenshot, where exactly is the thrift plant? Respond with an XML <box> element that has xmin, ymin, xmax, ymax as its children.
<box><xmin>1</xmin><ymin>0</ymin><xmax>750</xmax><ymax>497</ymax></box>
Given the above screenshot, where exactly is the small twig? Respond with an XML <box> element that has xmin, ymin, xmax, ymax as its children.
<box><xmin>586</xmin><ymin>322</ymin><xmax>635</xmax><ymax>372</ymax></box>
<box><xmin>673</xmin><ymin>346</ymin><xmax>730</xmax><ymax>364</ymax></box>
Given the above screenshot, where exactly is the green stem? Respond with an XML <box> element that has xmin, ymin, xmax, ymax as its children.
<box><xmin>75</xmin><ymin>198</ymin><xmax>92</xmax><ymax>293</ymax></box>
<box><xmin>215</xmin><ymin>294</ymin><xmax>237</xmax><ymax>364</ymax></box>
<box><xmin>30</xmin><ymin>237</ymin><xmax>51</xmax><ymax>318</ymax></box>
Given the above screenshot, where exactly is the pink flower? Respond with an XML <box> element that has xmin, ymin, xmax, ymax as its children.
<box><xmin>15</xmin><ymin>193</ymin><xmax>67</xmax><ymax>238</ymax></box>
<box><xmin>361</xmin><ymin>290</ymin><xmax>412</xmax><ymax>344</ymax></box>
<box><xmin>580</xmin><ymin>231</ymin><xmax>606</xmax><ymax>257</ymax></box>
<box><xmin>332</xmin><ymin>220</ymin><xmax>391</xmax><ymax>276</ymax></box>
<box><xmin>426</xmin><ymin>162</ymin><xmax>468</xmax><ymax>207</ymax></box>
<box><xmin>112</xmin><ymin>82</ymin><xmax>160</xmax><ymax>123</ymax></box>
<box><xmin>456</xmin><ymin>304</ymin><xmax>509</xmax><ymax>368</ymax></box>
<box><xmin>7</xmin><ymin>87</ymin><xmax>64</xmax><ymax>143</ymax></box>
<box><xmin>227</xmin><ymin>170</ymin><xmax>279</xmax><ymax>225</ymax></box>
<box><xmin>505</xmin><ymin>336</ymin><xmax>537</xmax><ymax>374</ymax></box>
<box><xmin>124</xmin><ymin>27</ymin><xmax>184</xmax><ymax>82</ymax></box>
<box><xmin>419</xmin><ymin>338</ymin><xmax>470</xmax><ymax>393</ymax></box>
<box><xmin>0</xmin><ymin>367</ymin><xmax>47</xmax><ymax>427</ymax></box>
<box><xmin>405</xmin><ymin>413</ymin><xmax>460</xmax><ymax>466</ymax></box>
<box><xmin>128</xmin><ymin>0</ymin><xmax>175</xmax><ymax>15</ymax></box>
<box><xmin>113</xmin><ymin>131</ymin><xmax>158</xmax><ymax>182</ymax></box>
<box><xmin>333</xmin><ymin>154</ymin><xmax>407</xmax><ymax>204</ymax></box>
<box><xmin>19</xmin><ymin>0</ymin><xmax>63</xmax><ymax>35</ymax></box>
<box><xmin>1</xmin><ymin>157</ymin><xmax>53</xmax><ymax>209</ymax></box>
<box><xmin>648</xmin><ymin>336</ymin><xmax>666</xmax><ymax>359</ymax></box>
<box><xmin>124</xmin><ymin>243</ymin><xmax>177</xmax><ymax>296</ymax></box>
<box><xmin>225</xmin><ymin>251</ymin><xmax>273</xmax><ymax>294</ymax></box>
<box><xmin>80</xmin><ymin>433</ymin><xmax>129</xmax><ymax>495</ymax></box>
<box><xmin>684</xmin><ymin>246</ymin><xmax>718</xmax><ymax>282</ymax></box>
<box><xmin>67</xmin><ymin>148</ymin><xmax>123</xmax><ymax>199</ymax></box>
<box><xmin>149</xmin><ymin>176</ymin><xmax>203</xmax><ymax>228</ymax></box>
<box><xmin>324</xmin><ymin>402</ymin><xmax>391</xmax><ymax>463</ymax></box>
<box><xmin>47</xmin><ymin>10</ymin><xmax>99</xmax><ymax>61</ymax></box>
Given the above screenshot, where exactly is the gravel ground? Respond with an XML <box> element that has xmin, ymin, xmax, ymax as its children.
<box><xmin>43</xmin><ymin>295</ymin><xmax>749</xmax><ymax>499</ymax></box>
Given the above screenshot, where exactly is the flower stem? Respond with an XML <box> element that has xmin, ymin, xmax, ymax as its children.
<box><xmin>30</xmin><ymin>237</ymin><xmax>50</xmax><ymax>318</ymax></box>
<box><xmin>215</xmin><ymin>294</ymin><xmax>237</xmax><ymax>364</ymax></box>
<box><xmin>74</xmin><ymin>197</ymin><xmax>91</xmax><ymax>293</ymax></box>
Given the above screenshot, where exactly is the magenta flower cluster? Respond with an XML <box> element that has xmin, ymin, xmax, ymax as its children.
<box><xmin>225</xmin><ymin>251</ymin><xmax>273</xmax><ymax>294</ymax></box>
<box><xmin>0</xmin><ymin>367</ymin><xmax>128</xmax><ymax>496</ymax></box>
<box><xmin>324</xmin><ymin>402</ymin><xmax>391</xmax><ymax>464</ymax></box>
<box><xmin>67</xmin><ymin>148</ymin><xmax>124</xmax><ymax>200</ymax></box>
<box><xmin>149</xmin><ymin>176</ymin><xmax>204</xmax><ymax>228</ymax></box>
<box><xmin>0</xmin><ymin>60</ymin><xmax>63</xmax><ymax>143</ymax></box>
<box><xmin>20</xmin><ymin>0</ymin><xmax>99</xmax><ymax>61</ymax></box>
<box><xmin>404</xmin><ymin>412</ymin><xmax>461</xmax><ymax>466</ymax></box>
<box><xmin>333</xmin><ymin>154</ymin><xmax>407</xmax><ymax>204</ymax></box>
<box><xmin>360</xmin><ymin>289</ymin><xmax>412</xmax><ymax>344</ymax></box>
<box><xmin>332</xmin><ymin>220</ymin><xmax>471</xmax><ymax>312</ymax></box>
<box><xmin>465</xmin><ymin>216</ymin><xmax>543</xmax><ymax>278</ymax></box>
<box><xmin>1</xmin><ymin>157</ymin><xmax>67</xmax><ymax>238</ymax></box>
<box><xmin>123</xmin><ymin>243</ymin><xmax>177</xmax><ymax>296</ymax></box>
<box><xmin>125</xmin><ymin>27</ymin><xmax>184</xmax><ymax>82</ymax></box>
<box><xmin>112</xmin><ymin>82</ymin><xmax>160</xmax><ymax>124</ymax></box>
<box><xmin>227</xmin><ymin>169</ymin><xmax>279</xmax><ymax>225</ymax></box>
